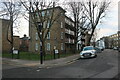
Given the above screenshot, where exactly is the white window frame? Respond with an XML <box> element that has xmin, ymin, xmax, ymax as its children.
<box><xmin>47</xmin><ymin>20</ymin><xmax>50</xmax><ymax>28</ymax></box>
<box><xmin>42</xmin><ymin>11</ymin><xmax>45</xmax><ymax>17</ymax></box>
<box><xmin>61</xmin><ymin>32</ymin><xmax>64</xmax><ymax>39</ymax></box>
<box><xmin>35</xmin><ymin>43</ymin><xmax>38</xmax><ymax>51</ymax></box>
<box><xmin>43</xmin><ymin>21</ymin><xmax>46</xmax><ymax>28</ymax></box>
<box><xmin>47</xmin><ymin>43</ymin><xmax>50</xmax><ymax>51</ymax></box>
<box><xmin>47</xmin><ymin>32</ymin><xmax>50</xmax><ymax>39</ymax></box>
<box><xmin>47</xmin><ymin>10</ymin><xmax>50</xmax><ymax>16</ymax></box>
<box><xmin>36</xmin><ymin>32</ymin><xmax>38</xmax><ymax>40</ymax></box>
<box><xmin>61</xmin><ymin>43</ymin><xmax>64</xmax><ymax>50</ymax></box>
<box><xmin>61</xmin><ymin>22</ymin><xmax>63</xmax><ymax>28</ymax></box>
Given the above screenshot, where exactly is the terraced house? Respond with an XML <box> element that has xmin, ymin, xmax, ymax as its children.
<box><xmin>29</xmin><ymin>6</ymin><xmax>76</xmax><ymax>54</ymax></box>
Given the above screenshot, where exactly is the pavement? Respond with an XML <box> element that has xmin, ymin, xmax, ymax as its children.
<box><xmin>2</xmin><ymin>54</ymin><xmax>80</xmax><ymax>68</ymax></box>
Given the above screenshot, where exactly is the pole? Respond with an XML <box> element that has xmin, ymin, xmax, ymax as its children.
<box><xmin>53</xmin><ymin>49</ymin><xmax>55</xmax><ymax>59</ymax></box>
<box><xmin>11</xmin><ymin>45</ymin><xmax>13</xmax><ymax>59</ymax></box>
<box><xmin>11</xmin><ymin>47</ymin><xmax>14</xmax><ymax>59</ymax></box>
<box><xmin>38</xmin><ymin>22</ymin><xmax>43</xmax><ymax>64</ymax></box>
<box><xmin>40</xmin><ymin>42</ymin><xmax>43</xmax><ymax>64</ymax></box>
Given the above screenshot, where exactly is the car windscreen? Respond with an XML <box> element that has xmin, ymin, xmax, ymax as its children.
<box><xmin>83</xmin><ymin>47</ymin><xmax>94</xmax><ymax>51</ymax></box>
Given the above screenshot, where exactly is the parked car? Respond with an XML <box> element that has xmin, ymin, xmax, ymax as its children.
<box><xmin>80</xmin><ymin>46</ymin><xmax>97</xmax><ymax>59</ymax></box>
<box><xmin>94</xmin><ymin>47</ymin><xmax>102</xmax><ymax>53</ymax></box>
<box><xmin>99</xmin><ymin>46</ymin><xmax>104</xmax><ymax>51</ymax></box>
<box><xmin>118</xmin><ymin>48</ymin><xmax>120</xmax><ymax>52</ymax></box>
<box><xmin>113</xmin><ymin>47</ymin><xmax>117</xmax><ymax>50</ymax></box>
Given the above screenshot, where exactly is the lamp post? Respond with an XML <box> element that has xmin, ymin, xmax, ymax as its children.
<box><xmin>53</xmin><ymin>46</ymin><xmax>56</xmax><ymax>59</ymax></box>
<box><xmin>38</xmin><ymin>22</ymin><xmax>43</xmax><ymax>64</ymax></box>
<box><xmin>40</xmin><ymin>41</ymin><xmax>43</xmax><ymax>64</ymax></box>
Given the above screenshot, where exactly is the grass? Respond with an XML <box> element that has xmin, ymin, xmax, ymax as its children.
<box><xmin>2</xmin><ymin>52</ymin><xmax>77</xmax><ymax>61</ymax></box>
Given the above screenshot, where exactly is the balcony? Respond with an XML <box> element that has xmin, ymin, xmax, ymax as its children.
<box><xmin>65</xmin><ymin>38</ymin><xmax>75</xmax><ymax>44</ymax></box>
<box><xmin>65</xmin><ymin>29</ymin><xmax>75</xmax><ymax>36</ymax></box>
<box><xmin>65</xmin><ymin>18</ymin><xmax>74</xmax><ymax>27</ymax></box>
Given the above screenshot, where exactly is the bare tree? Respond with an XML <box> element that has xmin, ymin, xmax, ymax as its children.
<box><xmin>91</xmin><ymin>28</ymin><xmax>100</xmax><ymax>46</ymax></box>
<box><xmin>82</xmin><ymin>0</ymin><xmax>110</xmax><ymax>46</ymax></box>
<box><xmin>66</xmin><ymin>2</ymin><xmax>90</xmax><ymax>51</ymax></box>
<box><xmin>0</xmin><ymin>1</ymin><xmax>22</xmax><ymax>58</ymax></box>
<box><xmin>20</xmin><ymin>0</ymin><xmax>63</xmax><ymax>64</ymax></box>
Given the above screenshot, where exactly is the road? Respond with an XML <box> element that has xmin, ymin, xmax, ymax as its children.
<box><xmin>2</xmin><ymin>49</ymin><xmax>119</xmax><ymax>79</ymax></box>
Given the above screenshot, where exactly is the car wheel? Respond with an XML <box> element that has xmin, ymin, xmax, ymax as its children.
<box><xmin>94</xmin><ymin>55</ymin><xmax>97</xmax><ymax>58</ymax></box>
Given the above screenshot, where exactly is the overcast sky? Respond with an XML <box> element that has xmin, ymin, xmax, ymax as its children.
<box><xmin>97</xmin><ymin>0</ymin><xmax>119</xmax><ymax>40</ymax></box>
<box><xmin>13</xmin><ymin>0</ymin><xmax>119</xmax><ymax>39</ymax></box>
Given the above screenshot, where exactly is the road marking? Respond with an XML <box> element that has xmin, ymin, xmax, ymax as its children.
<box><xmin>66</xmin><ymin>60</ymin><xmax>76</xmax><ymax>64</ymax></box>
<box><xmin>36</xmin><ymin>69</ymin><xmax>40</xmax><ymax>72</ymax></box>
<box><xmin>46</xmin><ymin>67</ymin><xmax>51</xmax><ymax>69</ymax></box>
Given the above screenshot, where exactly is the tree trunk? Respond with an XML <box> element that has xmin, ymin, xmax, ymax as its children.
<box><xmin>39</xmin><ymin>33</ymin><xmax>46</xmax><ymax>64</ymax></box>
<box><xmin>42</xmin><ymin>40</ymin><xmax>46</xmax><ymax>60</ymax></box>
<box><xmin>10</xmin><ymin>16</ymin><xmax>14</xmax><ymax>58</ymax></box>
<box><xmin>87</xmin><ymin>27</ymin><xmax>95</xmax><ymax>46</ymax></box>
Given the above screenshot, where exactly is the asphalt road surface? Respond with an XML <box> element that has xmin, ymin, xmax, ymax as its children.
<box><xmin>2</xmin><ymin>49</ymin><xmax>119</xmax><ymax>79</ymax></box>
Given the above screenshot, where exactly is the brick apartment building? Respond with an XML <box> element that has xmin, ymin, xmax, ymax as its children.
<box><xmin>0</xmin><ymin>19</ymin><xmax>20</xmax><ymax>53</ymax></box>
<box><xmin>78</xmin><ymin>31</ymin><xmax>91</xmax><ymax>50</ymax></box>
<box><xmin>29</xmin><ymin>6</ymin><xmax>76</xmax><ymax>54</ymax></box>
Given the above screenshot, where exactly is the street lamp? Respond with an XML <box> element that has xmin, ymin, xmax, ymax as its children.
<box><xmin>38</xmin><ymin>22</ymin><xmax>43</xmax><ymax>64</ymax></box>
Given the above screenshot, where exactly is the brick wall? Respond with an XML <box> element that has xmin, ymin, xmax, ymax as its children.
<box><xmin>13</xmin><ymin>36</ymin><xmax>20</xmax><ymax>50</ymax></box>
<box><xmin>1</xmin><ymin>19</ymin><xmax>11</xmax><ymax>53</ymax></box>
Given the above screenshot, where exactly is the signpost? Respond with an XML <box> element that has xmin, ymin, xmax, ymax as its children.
<box><xmin>13</xmin><ymin>49</ymin><xmax>19</xmax><ymax>59</ymax></box>
<box><xmin>13</xmin><ymin>50</ymin><xmax>18</xmax><ymax>54</ymax></box>
<box><xmin>54</xmin><ymin>49</ymin><xmax>59</xmax><ymax>59</ymax></box>
<box><xmin>55</xmin><ymin>50</ymin><xmax>58</xmax><ymax>54</ymax></box>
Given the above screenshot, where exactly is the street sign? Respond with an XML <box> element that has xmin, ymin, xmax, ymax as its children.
<box><xmin>55</xmin><ymin>50</ymin><xmax>59</xmax><ymax>54</ymax></box>
<box><xmin>13</xmin><ymin>50</ymin><xmax>18</xmax><ymax>54</ymax></box>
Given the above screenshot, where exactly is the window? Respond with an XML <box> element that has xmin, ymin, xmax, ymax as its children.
<box><xmin>43</xmin><ymin>21</ymin><xmax>46</xmax><ymax>28</ymax></box>
<box><xmin>47</xmin><ymin>20</ymin><xmax>50</xmax><ymax>28</ymax></box>
<box><xmin>42</xmin><ymin>11</ymin><xmax>45</xmax><ymax>16</ymax></box>
<box><xmin>36</xmin><ymin>32</ymin><xmax>38</xmax><ymax>40</ymax></box>
<box><xmin>61</xmin><ymin>12</ymin><xmax>64</xmax><ymax>15</ymax></box>
<box><xmin>61</xmin><ymin>43</ymin><xmax>64</xmax><ymax>50</ymax></box>
<box><xmin>72</xmin><ymin>23</ymin><xmax>74</xmax><ymax>27</ymax></box>
<box><xmin>38</xmin><ymin>23</ymin><xmax>42</xmax><ymax>30</ymax></box>
<box><xmin>69</xmin><ymin>21</ymin><xmax>71</xmax><ymax>25</ymax></box>
<box><xmin>61</xmin><ymin>32</ymin><xmax>64</xmax><ymax>39</ymax></box>
<box><xmin>65</xmin><ymin>18</ymin><xmax>67</xmax><ymax>22</ymax></box>
<box><xmin>36</xmin><ymin>13</ymin><xmax>39</xmax><ymax>17</ymax></box>
<box><xmin>47</xmin><ymin>43</ymin><xmax>50</xmax><ymax>51</ymax></box>
<box><xmin>35</xmin><ymin>43</ymin><xmax>38</xmax><ymax>51</ymax></box>
<box><xmin>83</xmin><ymin>46</ymin><xmax>94</xmax><ymax>51</ymax></box>
<box><xmin>47</xmin><ymin>32</ymin><xmax>50</xmax><ymax>39</ymax></box>
<box><xmin>47</xmin><ymin>10</ymin><xmax>50</xmax><ymax>16</ymax></box>
<box><xmin>61</xmin><ymin>22</ymin><xmax>63</xmax><ymax>28</ymax></box>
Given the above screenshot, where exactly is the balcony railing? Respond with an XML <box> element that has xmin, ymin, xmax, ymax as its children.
<box><xmin>65</xmin><ymin>38</ymin><xmax>75</xmax><ymax>44</ymax></box>
<box><xmin>65</xmin><ymin>18</ymin><xmax>74</xmax><ymax>27</ymax></box>
<box><xmin>65</xmin><ymin>29</ymin><xmax>74</xmax><ymax>36</ymax></box>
